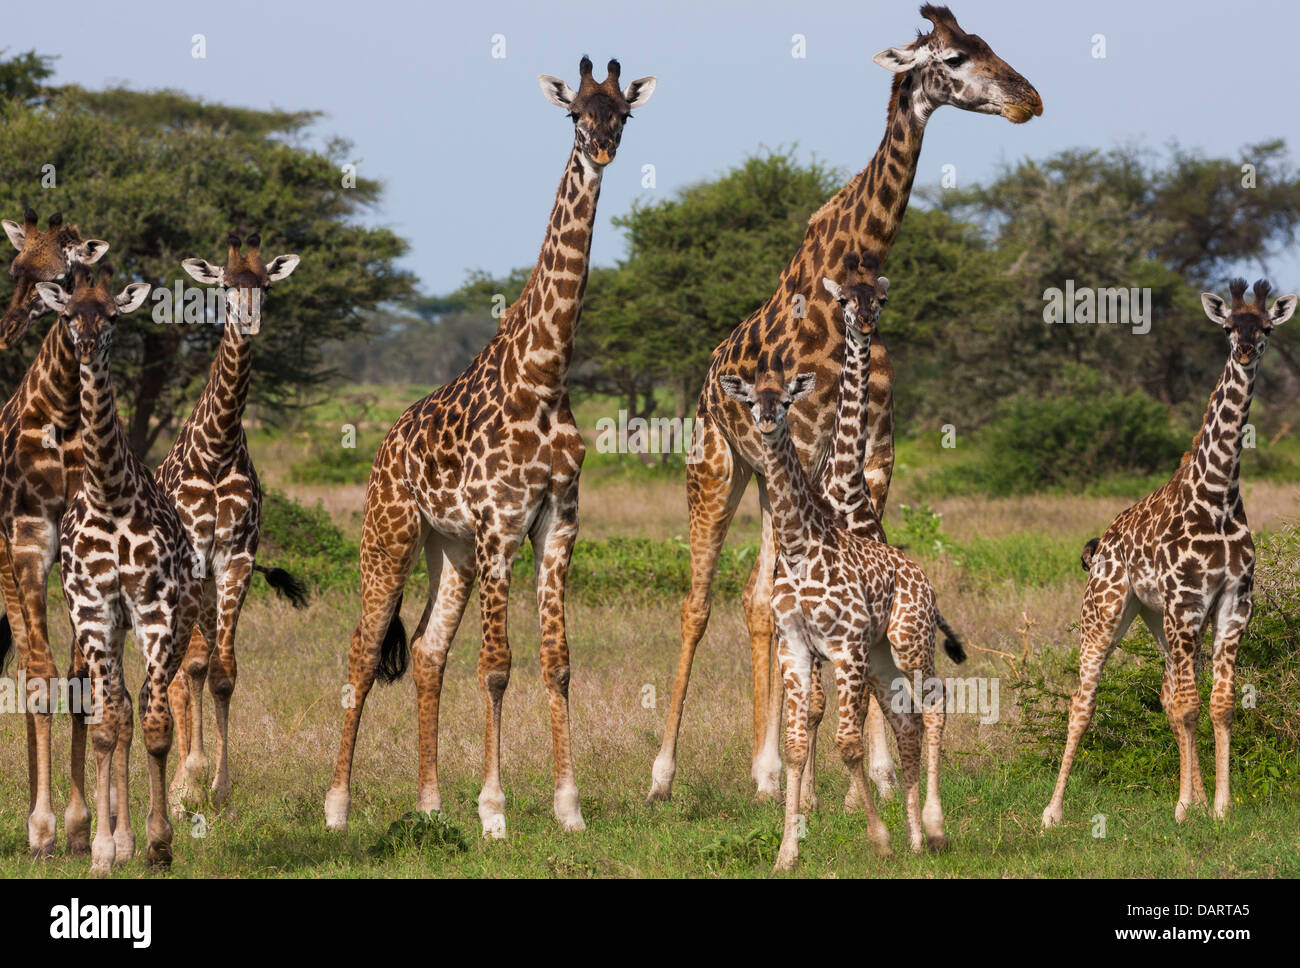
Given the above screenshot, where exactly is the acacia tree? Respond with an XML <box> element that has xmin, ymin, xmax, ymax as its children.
<box><xmin>0</xmin><ymin>54</ymin><xmax>415</xmax><ymax>457</ymax></box>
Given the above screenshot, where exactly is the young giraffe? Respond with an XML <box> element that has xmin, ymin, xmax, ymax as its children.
<box><xmin>1043</xmin><ymin>279</ymin><xmax>1295</xmax><ymax>827</ymax></box>
<box><xmin>0</xmin><ymin>210</ymin><xmax>109</xmax><ymax>857</ymax></box>
<box><xmin>325</xmin><ymin>57</ymin><xmax>656</xmax><ymax>838</ymax></box>
<box><xmin>719</xmin><ymin>356</ymin><xmax>964</xmax><ymax>871</ymax></box>
<box><xmin>34</xmin><ymin>265</ymin><xmax>200</xmax><ymax>875</ymax></box>
<box><xmin>648</xmin><ymin>4</ymin><xmax>1042</xmax><ymax>803</ymax></box>
<box><xmin>158</xmin><ymin>233</ymin><xmax>304</xmax><ymax>815</ymax></box>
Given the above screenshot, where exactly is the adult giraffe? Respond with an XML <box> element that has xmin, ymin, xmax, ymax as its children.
<box><xmin>648</xmin><ymin>4</ymin><xmax>1042</xmax><ymax>803</ymax></box>
<box><xmin>325</xmin><ymin>56</ymin><xmax>656</xmax><ymax>839</ymax></box>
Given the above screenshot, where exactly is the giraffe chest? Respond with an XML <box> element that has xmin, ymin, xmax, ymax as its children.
<box><xmin>401</xmin><ymin>391</ymin><xmax>584</xmax><ymax>541</ymax></box>
<box><xmin>775</xmin><ymin>543</ymin><xmax>893</xmax><ymax>655</ymax></box>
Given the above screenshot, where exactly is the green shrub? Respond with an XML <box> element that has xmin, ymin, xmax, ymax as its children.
<box><xmin>257</xmin><ymin>490</ymin><xmax>360</xmax><ymax>594</ymax></box>
<box><xmin>289</xmin><ymin>429</ymin><xmax>383</xmax><ymax>485</ymax></box>
<box><xmin>1014</xmin><ymin>526</ymin><xmax>1300</xmax><ymax>803</ymax></box>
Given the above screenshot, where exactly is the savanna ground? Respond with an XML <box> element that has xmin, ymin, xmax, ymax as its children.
<box><xmin>1</xmin><ymin>384</ymin><xmax>1297</xmax><ymax>878</ymax></box>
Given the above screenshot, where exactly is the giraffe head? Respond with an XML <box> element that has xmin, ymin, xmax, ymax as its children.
<box><xmin>873</xmin><ymin>4</ymin><xmax>1043</xmax><ymax>125</ymax></box>
<box><xmin>1</xmin><ymin>209</ymin><xmax>109</xmax><ymax>348</ymax></box>
<box><xmin>719</xmin><ymin>366</ymin><xmax>817</xmax><ymax>441</ymax></box>
<box><xmin>1201</xmin><ymin>278</ymin><xmax>1295</xmax><ymax>370</ymax></box>
<box><xmin>821</xmin><ymin>252</ymin><xmax>890</xmax><ymax>341</ymax></box>
<box><xmin>34</xmin><ymin>264</ymin><xmax>151</xmax><ymax>365</ymax></box>
<box><xmin>181</xmin><ymin>233</ymin><xmax>300</xmax><ymax>335</ymax></box>
<box><xmin>539</xmin><ymin>56</ymin><xmax>657</xmax><ymax>168</ymax></box>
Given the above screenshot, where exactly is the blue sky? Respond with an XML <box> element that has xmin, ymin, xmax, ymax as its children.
<box><xmin>9</xmin><ymin>0</ymin><xmax>1299</xmax><ymax>294</ymax></box>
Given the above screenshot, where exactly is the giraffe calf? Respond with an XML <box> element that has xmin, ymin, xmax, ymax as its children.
<box><xmin>720</xmin><ymin>366</ymin><xmax>964</xmax><ymax>871</ymax></box>
<box><xmin>36</xmin><ymin>267</ymin><xmax>202</xmax><ymax>875</ymax></box>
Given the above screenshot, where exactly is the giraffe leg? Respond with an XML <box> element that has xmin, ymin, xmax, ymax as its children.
<box><xmin>648</xmin><ymin>420</ymin><xmax>750</xmax><ymax>802</ymax></box>
<box><xmin>830</xmin><ymin>649</ymin><xmax>891</xmax><ymax>858</ymax></box>
<box><xmin>474</xmin><ymin>532</ymin><xmax>522</xmax><ymax>839</ymax></box>
<box><xmin>325</xmin><ymin>487</ymin><xmax>422</xmax><ymax>831</ymax></box>
<box><xmin>1208</xmin><ymin>587</ymin><xmax>1250</xmax><ymax>820</ymax></box>
<box><xmin>774</xmin><ymin>637</ymin><xmax>812</xmax><ymax>872</ymax></box>
<box><xmin>168</xmin><ymin>592</ymin><xmax>216</xmax><ymax>817</ymax></box>
<box><xmin>111</xmin><ymin>657</ymin><xmax>136</xmax><ymax>863</ymax></box>
<box><xmin>532</xmin><ymin>496</ymin><xmax>585</xmax><ymax>832</ymax></box>
<box><xmin>411</xmin><ymin>534</ymin><xmax>474</xmax><ymax>815</ymax></box>
<box><xmin>66</xmin><ymin>636</ymin><xmax>92</xmax><ymax>854</ymax></box>
<box><xmin>743</xmin><ymin>494</ymin><xmax>781</xmax><ymax>800</ymax></box>
<box><xmin>917</xmin><ymin>654</ymin><xmax>948</xmax><ymax>850</ymax></box>
<box><xmin>799</xmin><ymin>658</ymin><xmax>825</xmax><ymax>812</ymax></box>
<box><xmin>0</xmin><ymin>544</ymin><xmax>38</xmax><ymax>817</ymax></box>
<box><xmin>869</xmin><ymin>638</ymin><xmax>924</xmax><ymax>852</ymax></box>
<box><xmin>83</xmin><ymin>639</ymin><xmax>122</xmax><ymax>877</ymax></box>
<box><xmin>139</xmin><ymin>626</ymin><xmax>180</xmax><ymax>868</ymax></box>
<box><xmin>1042</xmin><ymin>570</ymin><xmax>1137</xmax><ymax>828</ymax></box>
<box><xmin>7</xmin><ymin>530</ymin><xmax>60</xmax><ymax>857</ymax></box>
<box><xmin>864</xmin><ymin>695</ymin><xmax>896</xmax><ymax>801</ymax></box>
<box><xmin>1163</xmin><ymin>612</ymin><xmax>1206</xmax><ymax>823</ymax></box>
<box><xmin>207</xmin><ymin>557</ymin><xmax>253</xmax><ymax>809</ymax></box>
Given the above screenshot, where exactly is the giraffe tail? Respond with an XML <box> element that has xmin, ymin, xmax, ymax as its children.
<box><xmin>935</xmin><ymin>610</ymin><xmax>966</xmax><ymax>664</ymax></box>
<box><xmin>377</xmin><ymin>593</ymin><xmax>409</xmax><ymax>684</ymax></box>
<box><xmin>0</xmin><ymin>613</ymin><xmax>10</xmax><ymax>673</ymax></box>
<box><xmin>254</xmin><ymin>564</ymin><xmax>310</xmax><ymax>609</ymax></box>
<box><xmin>1080</xmin><ymin>538</ymin><xmax>1100</xmax><ymax>572</ymax></box>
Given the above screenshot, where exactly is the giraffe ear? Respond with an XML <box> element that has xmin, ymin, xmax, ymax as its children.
<box><xmin>1201</xmin><ymin>292</ymin><xmax>1230</xmax><ymax>327</ymax></box>
<box><xmin>623</xmin><ymin>76</ymin><xmax>657</xmax><ymax>109</ymax></box>
<box><xmin>821</xmin><ymin>277</ymin><xmax>844</xmax><ymax>301</ymax></box>
<box><xmin>1268</xmin><ymin>294</ymin><xmax>1296</xmax><ymax>327</ymax></box>
<box><xmin>873</xmin><ymin>45</ymin><xmax>929</xmax><ymax>73</ymax></box>
<box><xmin>34</xmin><ymin>282</ymin><xmax>69</xmax><ymax>315</ymax></box>
<box><xmin>539</xmin><ymin>75</ymin><xmax>577</xmax><ymax>109</ymax></box>
<box><xmin>182</xmin><ymin>258</ymin><xmax>223</xmax><ymax>286</ymax></box>
<box><xmin>718</xmin><ymin>374</ymin><xmax>755</xmax><ymax>404</ymax></box>
<box><xmin>73</xmin><ymin>239</ymin><xmax>109</xmax><ymax>265</ymax></box>
<box><xmin>3</xmin><ymin>220</ymin><xmax>25</xmax><ymax>251</ymax></box>
<box><xmin>787</xmin><ymin>372</ymin><xmax>817</xmax><ymax>402</ymax></box>
<box><xmin>114</xmin><ymin>282</ymin><xmax>151</xmax><ymax>314</ymax></box>
<box><xmin>876</xmin><ymin>276</ymin><xmax>890</xmax><ymax>301</ymax></box>
<box><xmin>265</xmin><ymin>253</ymin><xmax>300</xmax><ymax>282</ymax></box>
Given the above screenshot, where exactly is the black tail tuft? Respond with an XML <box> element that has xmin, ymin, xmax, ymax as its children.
<box><xmin>1081</xmin><ymin>537</ymin><xmax>1100</xmax><ymax>572</ymax></box>
<box><xmin>935</xmin><ymin>610</ymin><xmax>967</xmax><ymax>663</ymax></box>
<box><xmin>377</xmin><ymin>594</ymin><xmax>409</xmax><ymax>684</ymax></box>
<box><xmin>0</xmin><ymin>614</ymin><xmax>11</xmax><ymax>673</ymax></box>
<box><xmin>256</xmin><ymin>564</ymin><xmax>309</xmax><ymax>608</ymax></box>
<box><xmin>942</xmin><ymin>633</ymin><xmax>967</xmax><ymax>664</ymax></box>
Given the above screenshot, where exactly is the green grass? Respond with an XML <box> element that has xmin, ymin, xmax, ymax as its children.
<box><xmin>2</xmin><ymin>758</ymin><xmax>1294</xmax><ymax>877</ymax></box>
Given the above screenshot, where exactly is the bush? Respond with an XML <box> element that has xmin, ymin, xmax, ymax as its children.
<box><xmin>289</xmin><ymin>429</ymin><xmax>383</xmax><ymax>486</ymax></box>
<box><xmin>1014</xmin><ymin>526</ymin><xmax>1300</xmax><ymax>804</ymax></box>
<box><xmin>257</xmin><ymin>490</ymin><xmax>359</xmax><ymax>594</ymax></box>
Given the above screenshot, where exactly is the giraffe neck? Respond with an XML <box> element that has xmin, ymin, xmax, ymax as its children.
<box><xmin>797</xmin><ymin>72</ymin><xmax>928</xmax><ymax>285</ymax></box>
<box><xmin>762</xmin><ymin>424</ymin><xmax>829</xmax><ymax>565</ymax></box>
<box><xmin>190</xmin><ymin>316</ymin><xmax>253</xmax><ymax>459</ymax></box>
<box><xmin>1188</xmin><ymin>355</ymin><xmax>1255</xmax><ymax>505</ymax></box>
<box><xmin>78</xmin><ymin>350</ymin><xmax>138</xmax><ymax>512</ymax></box>
<box><xmin>819</xmin><ymin>326</ymin><xmax>871</xmax><ymax>514</ymax></box>
<box><xmin>504</xmin><ymin>144</ymin><xmax>603</xmax><ymax>392</ymax></box>
<box><xmin>19</xmin><ymin>319</ymin><xmax>82</xmax><ymax>430</ymax></box>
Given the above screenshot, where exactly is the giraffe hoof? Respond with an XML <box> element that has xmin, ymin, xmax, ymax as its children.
<box><xmin>799</xmin><ymin>792</ymin><xmax>820</xmax><ymax>814</ymax></box>
<box><xmin>67</xmin><ymin>835</ymin><xmax>91</xmax><ymax>857</ymax></box>
<box><xmin>926</xmin><ymin>833</ymin><xmax>950</xmax><ymax>852</ymax></box>
<box><xmin>754</xmin><ymin>788</ymin><xmax>780</xmax><ymax>805</ymax></box>
<box><xmin>645</xmin><ymin>786</ymin><xmax>673</xmax><ymax>804</ymax></box>
<box><xmin>324</xmin><ymin>788</ymin><xmax>350</xmax><ymax>831</ymax></box>
<box><xmin>147</xmin><ymin>842</ymin><xmax>174</xmax><ymax>868</ymax></box>
<box><xmin>868</xmin><ymin>764</ymin><xmax>897</xmax><ymax>801</ymax></box>
<box><xmin>1175</xmin><ymin>802</ymin><xmax>1189</xmax><ymax>824</ymax></box>
<box><xmin>480</xmin><ymin>815</ymin><xmax>507</xmax><ymax>840</ymax></box>
<box><xmin>90</xmin><ymin>836</ymin><xmax>115</xmax><ymax>875</ymax></box>
<box><xmin>1041</xmin><ymin>805</ymin><xmax>1063</xmax><ymax>829</ymax></box>
<box><xmin>773</xmin><ymin>847</ymin><xmax>799</xmax><ymax>872</ymax></box>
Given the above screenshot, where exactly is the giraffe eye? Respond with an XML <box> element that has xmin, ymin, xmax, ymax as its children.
<box><xmin>944</xmin><ymin>53</ymin><xmax>967</xmax><ymax>67</ymax></box>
